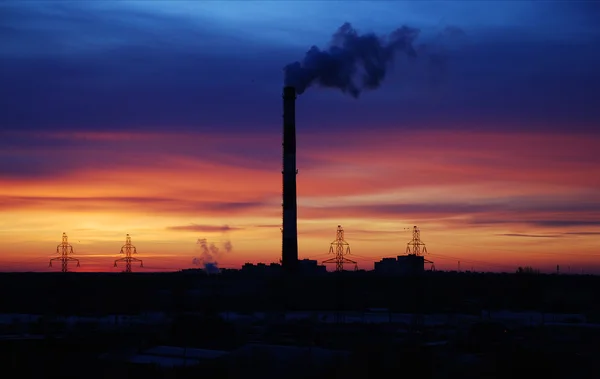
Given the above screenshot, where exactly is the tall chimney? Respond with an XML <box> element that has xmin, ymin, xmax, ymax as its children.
<box><xmin>282</xmin><ymin>86</ymin><xmax>298</xmax><ymax>272</ymax></box>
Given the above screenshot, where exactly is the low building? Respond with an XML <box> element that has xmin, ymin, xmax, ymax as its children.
<box><xmin>241</xmin><ymin>263</ymin><xmax>282</xmax><ymax>276</ymax></box>
<box><xmin>297</xmin><ymin>259</ymin><xmax>327</xmax><ymax>275</ymax></box>
<box><xmin>374</xmin><ymin>255</ymin><xmax>424</xmax><ymax>276</ymax></box>
<box><xmin>241</xmin><ymin>260</ymin><xmax>326</xmax><ymax>276</ymax></box>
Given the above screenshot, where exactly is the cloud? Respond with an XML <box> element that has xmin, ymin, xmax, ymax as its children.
<box><xmin>296</xmin><ymin>193</ymin><xmax>600</xmax><ymax>234</ymax></box>
<box><xmin>0</xmin><ymin>3</ymin><xmax>288</xmax><ymax>132</ymax></box>
<box><xmin>0</xmin><ymin>2</ymin><xmax>598</xmax><ymax>134</ymax></box>
<box><xmin>2</xmin><ymin>130</ymin><xmax>598</xmax><ymax>205</ymax></box>
<box><xmin>455</xmin><ymin>218</ymin><xmax>600</xmax><ymax>230</ymax></box>
<box><xmin>310</xmin><ymin>206</ymin><xmax>595</xmax><ymax>223</ymax></box>
<box><xmin>496</xmin><ymin>230</ymin><xmax>600</xmax><ymax>238</ymax></box>
<box><xmin>326</xmin><ymin>228</ymin><xmax>404</xmax><ymax>242</ymax></box>
<box><xmin>0</xmin><ymin>195</ymin><xmax>271</xmax><ymax>216</ymax></box>
<box><xmin>531</xmin><ymin>220</ymin><xmax>600</xmax><ymax>228</ymax></box>
<box><xmin>0</xmin><ymin>130</ymin><xmax>598</xmax><ymax>231</ymax></box>
<box><xmin>498</xmin><ymin>233</ymin><xmax>561</xmax><ymax>238</ymax></box>
<box><xmin>167</xmin><ymin>224</ymin><xmax>241</xmax><ymax>232</ymax></box>
<box><xmin>304</xmin><ymin>202</ymin><xmax>501</xmax><ymax>218</ymax></box>
<box><xmin>0</xmin><ymin>130</ymin><xmax>285</xmax><ymax>181</ymax></box>
<box><xmin>348</xmin><ymin>229</ymin><xmax>403</xmax><ymax>235</ymax></box>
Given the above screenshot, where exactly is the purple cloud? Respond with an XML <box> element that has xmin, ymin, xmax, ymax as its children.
<box><xmin>0</xmin><ymin>195</ymin><xmax>270</xmax><ymax>216</ymax></box>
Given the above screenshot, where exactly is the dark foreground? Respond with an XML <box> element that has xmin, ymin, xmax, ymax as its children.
<box><xmin>1</xmin><ymin>270</ymin><xmax>600</xmax><ymax>378</ymax></box>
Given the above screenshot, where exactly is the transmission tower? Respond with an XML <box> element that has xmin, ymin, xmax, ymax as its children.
<box><xmin>406</xmin><ymin>225</ymin><xmax>435</xmax><ymax>271</ymax></box>
<box><xmin>114</xmin><ymin>234</ymin><xmax>143</xmax><ymax>273</ymax></box>
<box><xmin>323</xmin><ymin>225</ymin><xmax>358</xmax><ymax>272</ymax></box>
<box><xmin>49</xmin><ymin>232</ymin><xmax>80</xmax><ymax>272</ymax></box>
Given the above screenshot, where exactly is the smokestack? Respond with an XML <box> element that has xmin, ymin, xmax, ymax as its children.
<box><xmin>282</xmin><ymin>86</ymin><xmax>298</xmax><ymax>272</ymax></box>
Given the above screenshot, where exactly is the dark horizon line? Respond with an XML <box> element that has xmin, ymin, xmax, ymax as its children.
<box><xmin>1</xmin><ymin>269</ymin><xmax>595</xmax><ymax>276</ymax></box>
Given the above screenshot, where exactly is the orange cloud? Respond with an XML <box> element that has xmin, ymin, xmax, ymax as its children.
<box><xmin>167</xmin><ymin>224</ymin><xmax>241</xmax><ymax>232</ymax></box>
<box><xmin>1</xmin><ymin>129</ymin><xmax>599</xmax><ymax>273</ymax></box>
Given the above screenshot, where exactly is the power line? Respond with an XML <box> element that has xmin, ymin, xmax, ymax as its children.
<box><xmin>114</xmin><ymin>234</ymin><xmax>143</xmax><ymax>273</ymax></box>
<box><xmin>49</xmin><ymin>232</ymin><xmax>80</xmax><ymax>273</ymax></box>
<box><xmin>322</xmin><ymin>225</ymin><xmax>358</xmax><ymax>272</ymax></box>
<box><xmin>427</xmin><ymin>253</ymin><xmax>514</xmax><ymax>271</ymax></box>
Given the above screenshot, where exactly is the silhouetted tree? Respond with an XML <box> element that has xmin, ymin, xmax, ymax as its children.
<box><xmin>516</xmin><ymin>266</ymin><xmax>539</xmax><ymax>275</ymax></box>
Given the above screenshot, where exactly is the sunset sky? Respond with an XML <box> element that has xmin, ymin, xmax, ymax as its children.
<box><xmin>1</xmin><ymin>1</ymin><xmax>599</xmax><ymax>273</ymax></box>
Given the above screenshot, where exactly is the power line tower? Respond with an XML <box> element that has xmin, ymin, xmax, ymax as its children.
<box><xmin>114</xmin><ymin>234</ymin><xmax>143</xmax><ymax>273</ymax></box>
<box><xmin>405</xmin><ymin>225</ymin><xmax>435</xmax><ymax>331</ymax></box>
<box><xmin>323</xmin><ymin>225</ymin><xmax>358</xmax><ymax>272</ymax></box>
<box><xmin>49</xmin><ymin>232</ymin><xmax>80</xmax><ymax>272</ymax></box>
<box><xmin>406</xmin><ymin>225</ymin><xmax>435</xmax><ymax>271</ymax></box>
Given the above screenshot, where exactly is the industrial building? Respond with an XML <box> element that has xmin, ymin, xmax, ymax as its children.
<box><xmin>373</xmin><ymin>226</ymin><xmax>434</xmax><ymax>275</ymax></box>
<box><xmin>374</xmin><ymin>255</ymin><xmax>425</xmax><ymax>276</ymax></box>
<box><xmin>241</xmin><ymin>259</ymin><xmax>326</xmax><ymax>276</ymax></box>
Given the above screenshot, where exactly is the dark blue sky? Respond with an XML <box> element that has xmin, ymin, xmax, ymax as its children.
<box><xmin>1</xmin><ymin>1</ymin><xmax>599</xmax><ymax>135</ymax></box>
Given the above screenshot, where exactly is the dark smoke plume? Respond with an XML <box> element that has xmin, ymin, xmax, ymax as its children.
<box><xmin>284</xmin><ymin>22</ymin><xmax>420</xmax><ymax>97</ymax></box>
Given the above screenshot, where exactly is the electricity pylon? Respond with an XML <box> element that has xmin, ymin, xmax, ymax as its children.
<box><xmin>114</xmin><ymin>234</ymin><xmax>143</xmax><ymax>273</ymax></box>
<box><xmin>406</xmin><ymin>225</ymin><xmax>435</xmax><ymax>271</ymax></box>
<box><xmin>49</xmin><ymin>232</ymin><xmax>80</xmax><ymax>272</ymax></box>
<box><xmin>323</xmin><ymin>225</ymin><xmax>358</xmax><ymax>272</ymax></box>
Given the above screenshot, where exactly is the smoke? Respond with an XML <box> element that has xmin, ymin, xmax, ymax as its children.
<box><xmin>203</xmin><ymin>262</ymin><xmax>220</xmax><ymax>275</ymax></box>
<box><xmin>193</xmin><ymin>238</ymin><xmax>220</xmax><ymax>273</ymax></box>
<box><xmin>284</xmin><ymin>22</ymin><xmax>464</xmax><ymax>98</ymax></box>
<box><xmin>192</xmin><ymin>237</ymin><xmax>233</xmax><ymax>274</ymax></box>
<box><xmin>284</xmin><ymin>22</ymin><xmax>419</xmax><ymax>97</ymax></box>
<box><xmin>416</xmin><ymin>25</ymin><xmax>467</xmax><ymax>88</ymax></box>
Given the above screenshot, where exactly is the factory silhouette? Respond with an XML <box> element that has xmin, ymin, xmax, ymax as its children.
<box><xmin>48</xmin><ymin>87</ymin><xmax>439</xmax><ymax>276</ymax></box>
<box><xmin>46</xmin><ymin>24</ymin><xmax>504</xmax><ymax>277</ymax></box>
<box><xmin>46</xmin><ymin>84</ymin><xmax>574</xmax><ymax>277</ymax></box>
<box><xmin>50</xmin><ymin>224</ymin><xmax>435</xmax><ymax>276</ymax></box>
<box><xmin>47</xmin><ymin>85</ymin><xmax>583</xmax><ymax>277</ymax></box>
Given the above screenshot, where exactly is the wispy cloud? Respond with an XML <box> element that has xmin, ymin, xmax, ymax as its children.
<box><xmin>0</xmin><ymin>195</ymin><xmax>272</xmax><ymax>216</ymax></box>
<box><xmin>563</xmin><ymin>231</ymin><xmax>600</xmax><ymax>236</ymax></box>
<box><xmin>167</xmin><ymin>224</ymin><xmax>241</xmax><ymax>233</ymax></box>
<box><xmin>498</xmin><ymin>233</ymin><xmax>561</xmax><ymax>238</ymax></box>
<box><xmin>532</xmin><ymin>220</ymin><xmax>600</xmax><ymax>228</ymax></box>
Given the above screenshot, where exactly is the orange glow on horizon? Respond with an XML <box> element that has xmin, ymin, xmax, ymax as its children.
<box><xmin>1</xmin><ymin>129</ymin><xmax>599</xmax><ymax>274</ymax></box>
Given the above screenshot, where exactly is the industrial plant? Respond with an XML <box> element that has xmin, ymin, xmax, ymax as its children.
<box><xmin>374</xmin><ymin>226</ymin><xmax>435</xmax><ymax>275</ymax></box>
<box><xmin>3</xmin><ymin>85</ymin><xmax>598</xmax><ymax>379</ymax></box>
<box><xmin>45</xmin><ymin>86</ymin><xmax>439</xmax><ymax>277</ymax></box>
<box><xmin>279</xmin><ymin>85</ymin><xmax>431</xmax><ymax>276</ymax></box>
<box><xmin>47</xmin><ymin>224</ymin><xmax>437</xmax><ymax>275</ymax></box>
